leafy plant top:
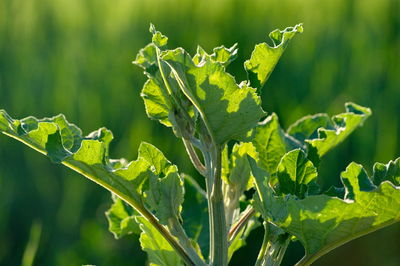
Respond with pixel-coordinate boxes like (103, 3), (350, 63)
(1, 24), (399, 266)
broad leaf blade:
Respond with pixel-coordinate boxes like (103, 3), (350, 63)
(163, 49), (265, 144)
(0, 110), (152, 211)
(244, 24), (303, 90)
(249, 156), (400, 265)
(0, 110), (205, 266)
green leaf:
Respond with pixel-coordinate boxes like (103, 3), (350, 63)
(0, 110), (204, 265)
(135, 27), (265, 144)
(276, 149), (318, 199)
(138, 142), (184, 226)
(162, 48), (265, 144)
(150, 24), (168, 48)
(340, 162), (376, 200)
(0, 109), (156, 208)
(228, 142), (257, 191)
(145, 171), (184, 226)
(106, 196), (140, 239)
(134, 42), (193, 136)
(373, 158), (400, 186)
(252, 113), (287, 174)
(0, 110), (206, 265)
(140, 78), (174, 127)
(136, 216), (183, 266)
(303, 103), (372, 163)
(134, 43), (159, 77)
(244, 24), (303, 90)
(287, 113), (333, 143)
(221, 144), (230, 183)
(139, 142), (173, 175)
(249, 156), (400, 265)
(193, 44), (238, 67)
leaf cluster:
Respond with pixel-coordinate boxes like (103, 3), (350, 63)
(1, 23), (399, 266)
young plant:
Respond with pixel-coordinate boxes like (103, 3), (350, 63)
(1, 24), (399, 266)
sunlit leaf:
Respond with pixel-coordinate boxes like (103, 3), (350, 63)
(252, 113), (287, 174)
(244, 24), (303, 90)
(293, 103), (372, 164)
(249, 156), (400, 265)
(136, 216), (183, 266)
(106, 196), (140, 239)
(163, 48), (265, 144)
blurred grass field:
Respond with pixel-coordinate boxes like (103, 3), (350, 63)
(0, 0), (399, 265)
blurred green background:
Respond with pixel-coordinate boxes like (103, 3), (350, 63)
(0, 0), (399, 265)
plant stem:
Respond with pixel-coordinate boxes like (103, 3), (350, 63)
(170, 219), (208, 266)
(209, 146), (228, 266)
(228, 207), (255, 243)
(183, 138), (206, 176)
(255, 223), (290, 266)
(255, 222), (270, 266)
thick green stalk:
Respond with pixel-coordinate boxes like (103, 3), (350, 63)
(255, 223), (290, 266)
(209, 146), (228, 266)
(255, 222), (270, 266)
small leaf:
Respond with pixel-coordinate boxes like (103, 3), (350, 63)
(136, 216), (183, 266)
(228, 142), (257, 190)
(287, 113), (333, 143)
(340, 162), (376, 200)
(150, 24), (168, 48)
(244, 24), (303, 90)
(305, 102), (371, 164)
(106, 196), (140, 239)
(133, 43), (159, 76)
(145, 171), (184, 226)
(140, 78), (173, 127)
(138, 142), (184, 226)
(193, 44), (238, 67)
(277, 149), (318, 199)
(252, 113), (287, 174)
(139, 142), (172, 175)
